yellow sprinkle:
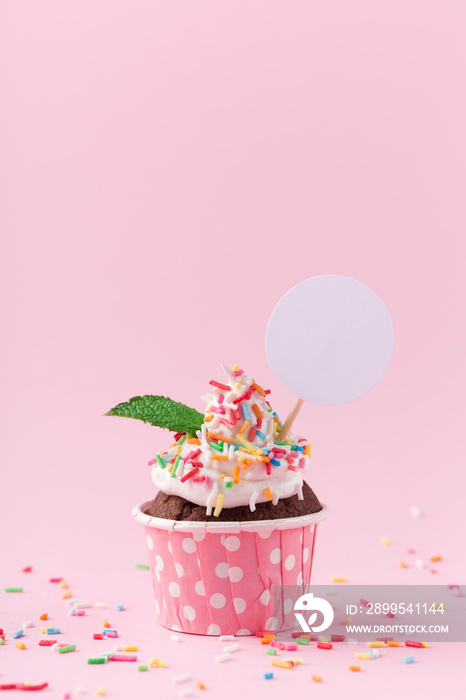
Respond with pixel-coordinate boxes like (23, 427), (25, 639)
(318, 635), (328, 643)
(60, 580), (68, 589)
(232, 364), (239, 371)
(349, 665), (361, 672)
(271, 660), (293, 669)
(345, 617), (352, 625)
(331, 577), (347, 583)
(61, 591), (72, 599)
(367, 642), (385, 648)
(96, 688), (104, 697)
(380, 538), (390, 546)
(400, 560), (407, 568)
(123, 645), (138, 651)
(16, 641), (26, 650)
(422, 642), (430, 648)
(235, 434), (256, 451)
(148, 657), (159, 667)
(168, 464), (173, 473)
(156, 659), (166, 667)
(213, 494), (224, 518)
(430, 555), (442, 562)
(312, 675), (322, 682)
(264, 487), (273, 501)
(40, 627), (46, 634)
(175, 446), (182, 455)
(239, 421), (249, 434)
(211, 455), (228, 461)
(254, 449), (263, 456)
(234, 466), (240, 484)
(355, 652), (371, 659)
(235, 383), (242, 390)
(197, 681), (205, 690)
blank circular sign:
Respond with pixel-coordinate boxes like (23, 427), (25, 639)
(265, 275), (394, 405)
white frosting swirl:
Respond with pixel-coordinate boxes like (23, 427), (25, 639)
(151, 365), (311, 514)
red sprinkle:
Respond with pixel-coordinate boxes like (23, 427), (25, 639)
(256, 418), (262, 430)
(331, 635), (346, 642)
(219, 418), (236, 430)
(386, 612), (395, 619)
(22, 566), (32, 573)
(277, 643), (286, 650)
(406, 641), (423, 648)
(49, 578), (63, 583)
(264, 389), (271, 395)
(16, 683), (49, 691)
(249, 426), (257, 441)
(93, 634), (104, 640)
(39, 640), (57, 646)
(192, 476), (205, 482)
(265, 462), (271, 476)
(173, 432), (186, 442)
(209, 380), (230, 391)
(360, 599), (370, 607)
(317, 642), (333, 650)
(180, 466), (200, 483)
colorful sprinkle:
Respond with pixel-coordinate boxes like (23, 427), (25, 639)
(213, 494), (224, 517)
(5, 587), (23, 593)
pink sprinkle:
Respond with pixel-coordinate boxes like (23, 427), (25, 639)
(269, 641), (277, 647)
(193, 475), (205, 483)
(298, 457), (305, 469)
(217, 394), (224, 405)
(106, 632), (118, 638)
(189, 461), (204, 468)
(286, 455), (295, 464)
(232, 370), (244, 376)
(185, 448), (201, 463)
(407, 548), (415, 554)
(288, 465), (298, 472)
(49, 578), (63, 583)
(203, 477), (211, 489)
(210, 406), (225, 415)
(236, 406), (241, 420)
(219, 418), (235, 429)
(227, 409), (237, 424)
(272, 449), (286, 457)
(109, 654), (137, 661)
(285, 643), (298, 651)
(75, 610), (85, 616)
(148, 457), (159, 466)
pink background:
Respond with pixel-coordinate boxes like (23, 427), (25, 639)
(1, 1), (465, 697)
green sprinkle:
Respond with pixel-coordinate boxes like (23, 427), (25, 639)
(266, 648), (277, 655)
(170, 455), (181, 478)
(0, 638), (5, 645)
(156, 454), (166, 469)
(274, 442), (287, 446)
(138, 665), (149, 671)
(210, 441), (223, 452)
(5, 587), (23, 593)
(267, 407), (273, 412)
(296, 637), (310, 645)
(58, 644), (77, 654)
(224, 481), (234, 488)
(88, 657), (106, 664)
(176, 435), (187, 446)
(135, 563), (150, 570)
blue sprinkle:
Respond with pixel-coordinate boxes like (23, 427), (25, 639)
(270, 458), (281, 466)
(103, 629), (117, 636)
(263, 672), (274, 680)
(402, 655), (415, 664)
(241, 404), (250, 420)
(256, 430), (266, 439)
(294, 445), (304, 452)
(116, 604), (125, 611)
(46, 628), (61, 634)
(262, 449), (270, 456)
(68, 608), (76, 616)
(12, 630), (24, 639)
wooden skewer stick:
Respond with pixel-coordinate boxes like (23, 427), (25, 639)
(277, 397), (304, 441)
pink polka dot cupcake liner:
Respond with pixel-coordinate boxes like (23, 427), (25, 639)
(133, 501), (329, 636)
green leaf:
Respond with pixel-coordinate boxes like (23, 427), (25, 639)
(105, 395), (204, 435)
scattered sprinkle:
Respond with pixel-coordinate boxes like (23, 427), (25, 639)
(403, 655), (415, 664)
(135, 563), (150, 570)
(5, 587), (23, 593)
(349, 665), (361, 672)
(172, 673), (192, 684)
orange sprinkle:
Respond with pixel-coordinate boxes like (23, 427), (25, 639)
(169, 442), (177, 449)
(234, 466), (240, 484)
(239, 421), (249, 434)
(60, 580), (68, 589)
(168, 464), (173, 473)
(260, 637), (271, 645)
(16, 642), (26, 650)
(187, 439), (201, 444)
(39, 613), (48, 621)
(312, 676), (322, 683)
(61, 591), (72, 599)
(252, 381), (265, 396)
(264, 487), (273, 501)
(400, 560), (407, 568)
(245, 459), (253, 465)
(197, 682), (205, 690)
(251, 404), (263, 419)
(207, 432), (233, 444)
(103, 619), (110, 628)
(430, 556), (442, 562)
(203, 415), (214, 422)
(387, 641), (401, 647)
(212, 455), (228, 461)
(349, 665), (361, 672)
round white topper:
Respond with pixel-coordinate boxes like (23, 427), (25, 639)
(265, 275), (394, 405)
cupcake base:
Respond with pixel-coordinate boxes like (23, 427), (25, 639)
(144, 481), (322, 522)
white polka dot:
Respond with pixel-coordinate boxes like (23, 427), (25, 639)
(210, 593), (226, 609)
(229, 566), (243, 583)
(260, 590), (271, 606)
(265, 616), (278, 631)
(233, 597), (246, 614)
(155, 554), (164, 570)
(183, 606), (196, 621)
(300, 531), (303, 543)
(193, 530), (206, 541)
(236, 628), (251, 636)
(270, 548), (281, 564)
(154, 568), (161, 582)
(296, 571), (303, 585)
(171, 624), (181, 631)
(257, 530), (272, 539)
(146, 534), (154, 551)
(225, 536), (241, 552)
(285, 554), (296, 571)
(167, 539), (173, 554)
(194, 580), (205, 596)
(215, 562), (229, 578)
(303, 548), (309, 564)
(175, 563), (184, 578)
(182, 538), (196, 553)
(163, 598), (168, 610)
(168, 582), (180, 598)
(284, 598), (294, 614)
(206, 623), (221, 635)
(154, 599), (160, 614)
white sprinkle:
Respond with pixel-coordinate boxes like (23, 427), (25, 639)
(68, 608), (76, 616)
(172, 673), (192, 684)
(114, 644), (124, 651)
(178, 691), (195, 699)
(410, 506), (421, 518)
(219, 635), (235, 642)
(94, 602), (106, 608)
(22, 621), (33, 629)
(171, 634), (181, 643)
(75, 602), (93, 609)
(371, 649), (380, 657)
(67, 598), (84, 605)
(75, 687), (86, 695)
(223, 643), (240, 653)
(415, 559), (424, 569)
(347, 638), (358, 644)
(215, 653), (232, 663)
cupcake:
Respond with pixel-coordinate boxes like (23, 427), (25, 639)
(107, 364), (329, 635)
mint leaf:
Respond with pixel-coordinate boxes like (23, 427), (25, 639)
(105, 395), (204, 435)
